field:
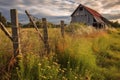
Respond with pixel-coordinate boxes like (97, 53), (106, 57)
(0, 23), (120, 80)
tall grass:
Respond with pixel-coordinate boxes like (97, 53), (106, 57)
(0, 24), (120, 80)
(11, 53), (60, 80)
(55, 35), (104, 79)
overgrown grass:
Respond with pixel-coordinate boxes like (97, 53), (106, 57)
(0, 23), (120, 80)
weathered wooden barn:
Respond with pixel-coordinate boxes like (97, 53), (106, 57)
(71, 4), (110, 28)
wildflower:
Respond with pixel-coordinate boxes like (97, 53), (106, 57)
(42, 76), (47, 79)
(16, 67), (19, 70)
(61, 69), (65, 73)
(47, 66), (51, 69)
(75, 76), (77, 79)
(53, 62), (58, 66)
(49, 76), (52, 79)
(41, 68), (45, 71)
(38, 63), (41, 66)
(70, 68), (72, 71)
(17, 54), (23, 59)
(67, 61), (70, 64)
(40, 75), (47, 79)
(62, 76), (67, 80)
(56, 69), (59, 72)
(63, 68), (67, 71)
(59, 68), (61, 71)
(44, 57), (48, 60)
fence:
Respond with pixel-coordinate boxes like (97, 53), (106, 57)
(0, 9), (65, 58)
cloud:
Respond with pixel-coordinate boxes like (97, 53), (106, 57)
(0, 0), (120, 24)
(102, 0), (120, 9)
(102, 13), (120, 20)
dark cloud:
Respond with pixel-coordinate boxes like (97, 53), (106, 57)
(46, 16), (70, 24)
(102, 0), (120, 9)
(102, 13), (120, 20)
(84, 1), (97, 6)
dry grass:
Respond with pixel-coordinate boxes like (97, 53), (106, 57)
(0, 25), (120, 80)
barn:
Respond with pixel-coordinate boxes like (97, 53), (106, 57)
(71, 4), (110, 28)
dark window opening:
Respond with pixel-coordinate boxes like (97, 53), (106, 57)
(93, 18), (96, 22)
(79, 7), (83, 11)
(93, 23), (103, 29)
(93, 23), (98, 28)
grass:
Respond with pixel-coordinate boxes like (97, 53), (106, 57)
(0, 24), (120, 80)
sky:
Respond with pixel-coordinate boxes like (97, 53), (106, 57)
(0, 0), (120, 24)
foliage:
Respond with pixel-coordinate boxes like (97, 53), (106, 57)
(110, 21), (120, 28)
(0, 14), (14, 27)
(10, 53), (60, 80)
(0, 14), (7, 26)
(55, 36), (106, 80)
(92, 29), (120, 79)
(0, 24), (120, 80)
(23, 21), (55, 28)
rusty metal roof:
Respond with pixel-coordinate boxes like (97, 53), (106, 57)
(84, 5), (102, 17)
(71, 4), (108, 23)
(71, 4), (101, 17)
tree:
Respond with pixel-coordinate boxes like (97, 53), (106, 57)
(0, 14), (7, 26)
(111, 21), (120, 28)
(6, 22), (12, 27)
(36, 21), (42, 28)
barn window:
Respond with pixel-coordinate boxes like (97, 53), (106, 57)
(79, 7), (83, 11)
(93, 18), (96, 22)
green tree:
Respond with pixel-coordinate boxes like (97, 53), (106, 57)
(36, 21), (42, 28)
(111, 21), (120, 28)
(6, 22), (12, 27)
(0, 14), (7, 26)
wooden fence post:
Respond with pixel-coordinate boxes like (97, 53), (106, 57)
(10, 9), (21, 57)
(61, 20), (64, 38)
(42, 18), (50, 54)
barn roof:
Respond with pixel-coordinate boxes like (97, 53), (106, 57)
(71, 4), (109, 23)
(84, 5), (102, 18)
(71, 4), (101, 17)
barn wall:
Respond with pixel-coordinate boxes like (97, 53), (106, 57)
(85, 10), (94, 25)
(71, 6), (94, 26)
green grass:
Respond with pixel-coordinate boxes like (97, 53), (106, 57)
(0, 24), (120, 80)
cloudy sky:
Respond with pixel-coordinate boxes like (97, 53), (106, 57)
(0, 0), (120, 24)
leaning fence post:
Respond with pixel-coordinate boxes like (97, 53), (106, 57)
(42, 18), (50, 54)
(61, 20), (64, 38)
(25, 10), (44, 42)
(10, 9), (21, 57)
